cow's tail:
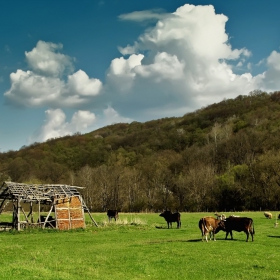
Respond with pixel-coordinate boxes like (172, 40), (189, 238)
(199, 218), (205, 235)
(249, 219), (255, 235)
(202, 218), (208, 232)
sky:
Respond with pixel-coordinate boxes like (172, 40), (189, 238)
(1, 0), (280, 152)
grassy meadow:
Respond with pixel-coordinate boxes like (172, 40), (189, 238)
(0, 211), (279, 279)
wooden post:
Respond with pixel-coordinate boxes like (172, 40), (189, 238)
(17, 199), (20, 231)
(43, 204), (54, 229)
(12, 200), (17, 229)
(68, 199), (71, 230)
(27, 202), (34, 223)
(38, 200), (41, 227)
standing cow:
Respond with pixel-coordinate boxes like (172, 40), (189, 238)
(217, 216), (255, 242)
(107, 209), (119, 222)
(199, 216), (223, 242)
(159, 210), (181, 229)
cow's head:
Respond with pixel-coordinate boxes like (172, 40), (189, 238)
(215, 220), (226, 233)
(159, 210), (171, 217)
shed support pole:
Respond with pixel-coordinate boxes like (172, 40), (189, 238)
(38, 200), (41, 227)
(27, 202), (34, 223)
(43, 204), (54, 229)
(17, 199), (20, 231)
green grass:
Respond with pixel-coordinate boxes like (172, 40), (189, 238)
(0, 212), (280, 279)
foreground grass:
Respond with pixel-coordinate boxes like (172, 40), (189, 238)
(0, 212), (279, 279)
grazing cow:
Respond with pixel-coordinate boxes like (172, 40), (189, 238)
(278, 214), (280, 220)
(217, 216), (255, 242)
(199, 217), (223, 242)
(264, 212), (272, 219)
(107, 209), (118, 222)
(159, 210), (181, 229)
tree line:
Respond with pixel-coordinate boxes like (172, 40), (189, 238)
(1, 90), (280, 212)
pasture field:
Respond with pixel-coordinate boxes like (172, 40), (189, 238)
(0, 212), (279, 279)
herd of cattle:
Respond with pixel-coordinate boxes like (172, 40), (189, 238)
(106, 209), (278, 242)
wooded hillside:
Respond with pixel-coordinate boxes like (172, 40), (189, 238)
(1, 90), (280, 212)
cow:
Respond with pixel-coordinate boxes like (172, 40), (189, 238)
(214, 212), (226, 220)
(159, 210), (181, 229)
(107, 209), (118, 222)
(199, 216), (223, 242)
(217, 216), (255, 242)
(264, 212), (272, 219)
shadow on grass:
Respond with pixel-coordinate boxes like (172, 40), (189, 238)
(186, 238), (236, 242)
(267, 235), (280, 238)
(147, 237), (246, 244)
(146, 239), (190, 244)
(155, 226), (182, 229)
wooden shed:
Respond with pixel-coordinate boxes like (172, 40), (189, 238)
(0, 181), (97, 230)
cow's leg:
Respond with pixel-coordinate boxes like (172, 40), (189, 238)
(212, 231), (216, 241)
(205, 232), (209, 242)
(225, 231), (229, 240)
(245, 229), (250, 242)
(209, 230), (216, 241)
(201, 228), (205, 241)
(226, 231), (233, 240)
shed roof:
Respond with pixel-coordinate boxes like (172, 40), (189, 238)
(0, 181), (84, 203)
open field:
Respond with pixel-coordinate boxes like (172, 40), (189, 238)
(0, 212), (279, 279)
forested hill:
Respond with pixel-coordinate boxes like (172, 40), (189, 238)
(1, 90), (280, 212)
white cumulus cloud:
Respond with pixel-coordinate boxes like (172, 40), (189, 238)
(4, 41), (103, 108)
(29, 107), (132, 144)
(29, 109), (96, 143)
(25, 41), (73, 77)
(68, 70), (102, 96)
(105, 4), (257, 119)
(254, 50), (280, 92)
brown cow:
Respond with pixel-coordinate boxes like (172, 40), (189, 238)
(198, 216), (222, 242)
(217, 216), (255, 242)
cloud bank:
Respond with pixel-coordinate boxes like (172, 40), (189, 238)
(4, 4), (280, 145)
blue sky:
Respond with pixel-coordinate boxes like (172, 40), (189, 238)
(1, 0), (280, 152)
